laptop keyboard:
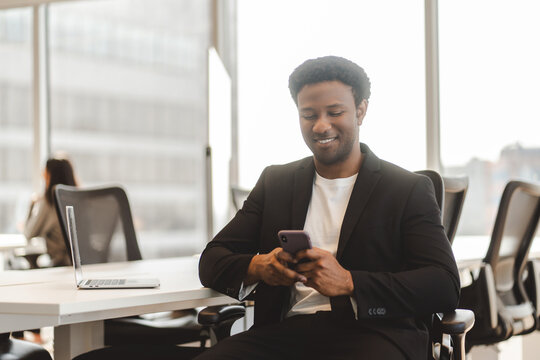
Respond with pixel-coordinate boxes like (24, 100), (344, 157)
(84, 279), (127, 286)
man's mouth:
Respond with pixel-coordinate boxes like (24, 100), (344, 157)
(315, 137), (337, 144)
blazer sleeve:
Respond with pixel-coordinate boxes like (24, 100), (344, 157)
(24, 199), (47, 240)
(199, 167), (268, 299)
(350, 175), (460, 318)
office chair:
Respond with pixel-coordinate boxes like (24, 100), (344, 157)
(230, 186), (250, 212)
(442, 176), (469, 245)
(414, 171), (469, 243)
(414, 170), (475, 360)
(415, 170), (444, 210)
(0, 333), (52, 360)
(54, 185), (245, 357)
(458, 180), (540, 350)
(523, 252), (540, 330)
(523, 259), (540, 330)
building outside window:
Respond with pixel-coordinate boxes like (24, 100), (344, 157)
(0, 8), (33, 234)
(439, 0), (540, 237)
(48, 0), (211, 258)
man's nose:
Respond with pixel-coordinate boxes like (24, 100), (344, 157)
(312, 116), (331, 134)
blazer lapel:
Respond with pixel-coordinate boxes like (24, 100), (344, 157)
(291, 158), (315, 230)
(336, 144), (382, 259)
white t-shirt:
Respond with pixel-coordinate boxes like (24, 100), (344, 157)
(286, 172), (357, 317)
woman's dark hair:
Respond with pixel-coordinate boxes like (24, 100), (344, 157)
(288, 56), (371, 107)
(44, 158), (77, 204)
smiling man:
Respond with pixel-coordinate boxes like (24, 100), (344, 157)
(197, 56), (460, 359)
(298, 79), (365, 179)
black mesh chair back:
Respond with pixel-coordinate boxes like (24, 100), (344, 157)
(415, 170), (444, 210)
(442, 177), (468, 244)
(231, 186), (251, 211)
(484, 181), (540, 334)
(484, 181), (540, 291)
(54, 185), (142, 264)
(415, 171), (469, 244)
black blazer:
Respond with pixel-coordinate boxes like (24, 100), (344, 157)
(199, 143), (460, 359)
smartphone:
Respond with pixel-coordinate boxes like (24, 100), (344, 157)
(278, 230), (312, 255)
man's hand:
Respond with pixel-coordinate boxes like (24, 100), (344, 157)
(244, 248), (307, 286)
(295, 248), (354, 297)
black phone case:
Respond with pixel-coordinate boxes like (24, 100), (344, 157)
(278, 230), (312, 254)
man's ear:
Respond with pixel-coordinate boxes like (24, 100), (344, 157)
(356, 99), (368, 125)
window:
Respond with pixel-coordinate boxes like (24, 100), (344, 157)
(439, 0), (540, 236)
(48, 0), (211, 257)
(237, 0), (426, 187)
(0, 8), (33, 233)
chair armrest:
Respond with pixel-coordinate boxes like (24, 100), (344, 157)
(440, 309), (475, 335)
(524, 259), (540, 312)
(198, 305), (246, 326)
(460, 262), (498, 330)
(198, 304), (246, 346)
(435, 310), (475, 360)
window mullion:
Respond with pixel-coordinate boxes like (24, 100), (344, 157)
(31, 4), (49, 192)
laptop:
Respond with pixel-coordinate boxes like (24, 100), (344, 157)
(65, 205), (160, 289)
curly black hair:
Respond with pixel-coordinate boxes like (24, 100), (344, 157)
(288, 56), (371, 107)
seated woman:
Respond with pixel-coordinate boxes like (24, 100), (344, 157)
(24, 156), (78, 267)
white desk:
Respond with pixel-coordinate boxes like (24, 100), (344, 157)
(453, 235), (540, 265)
(0, 234), (27, 250)
(0, 233), (27, 270)
(0, 257), (236, 360)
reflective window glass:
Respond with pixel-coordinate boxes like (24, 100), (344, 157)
(0, 8), (33, 234)
(439, 0), (540, 236)
(49, 0), (211, 257)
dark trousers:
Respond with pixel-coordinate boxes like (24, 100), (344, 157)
(194, 312), (408, 360)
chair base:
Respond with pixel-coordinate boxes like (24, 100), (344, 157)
(104, 310), (206, 346)
(0, 338), (52, 360)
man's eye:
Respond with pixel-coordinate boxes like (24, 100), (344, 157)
(302, 114), (317, 120)
(329, 111), (344, 117)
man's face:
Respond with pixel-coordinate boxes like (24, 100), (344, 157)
(297, 80), (366, 167)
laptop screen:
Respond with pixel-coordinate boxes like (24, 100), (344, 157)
(66, 205), (84, 285)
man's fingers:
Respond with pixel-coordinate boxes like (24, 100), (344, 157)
(260, 248), (308, 286)
(274, 260), (300, 278)
(268, 260), (306, 285)
(295, 248), (321, 261)
(275, 249), (295, 263)
(295, 261), (315, 274)
(281, 266), (307, 283)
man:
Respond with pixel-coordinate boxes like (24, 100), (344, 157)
(197, 56), (460, 359)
